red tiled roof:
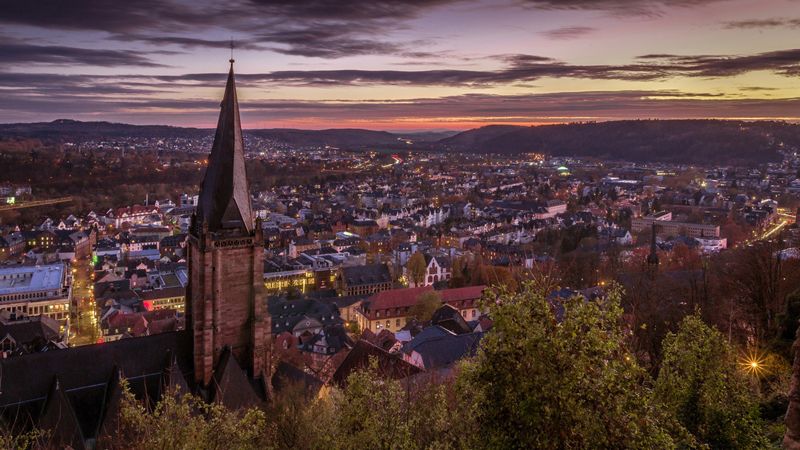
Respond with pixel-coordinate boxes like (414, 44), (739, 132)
(439, 285), (486, 303)
(367, 286), (433, 310)
(361, 285), (487, 320)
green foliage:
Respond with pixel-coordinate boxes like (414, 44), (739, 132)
(407, 251), (427, 286)
(655, 314), (770, 449)
(458, 282), (687, 449)
(64, 285), (781, 449)
(323, 359), (469, 450)
(0, 425), (43, 450)
(410, 291), (442, 322)
(111, 382), (272, 450)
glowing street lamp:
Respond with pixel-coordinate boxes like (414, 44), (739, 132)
(739, 350), (768, 378)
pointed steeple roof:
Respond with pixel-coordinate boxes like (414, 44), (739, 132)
(209, 346), (261, 410)
(196, 60), (254, 233)
(39, 376), (86, 450)
(647, 223), (659, 266)
(95, 367), (124, 445)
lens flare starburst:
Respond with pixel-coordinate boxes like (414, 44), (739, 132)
(739, 350), (768, 378)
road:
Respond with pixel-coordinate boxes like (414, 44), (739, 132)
(69, 256), (100, 346)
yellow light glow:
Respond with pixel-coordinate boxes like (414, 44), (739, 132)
(739, 350), (768, 378)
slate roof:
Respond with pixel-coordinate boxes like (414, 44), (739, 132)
(340, 263), (391, 287)
(268, 297), (342, 335)
(0, 330), (194, 442)
(404, 329), (484, 370)
(195, 61), (254, 233)
(39, 377), (86, 450)
(430, 304), (473, 335)
(331, 339), (422, 387)
(209, 346), (262, 410)
(0, 315), (61, 350)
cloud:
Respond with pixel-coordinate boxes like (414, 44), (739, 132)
(3, 44), (800, 96)
(540, 26), (595, 39)
(2, 89), (799, 128)
(636, 49), (800, 77)
(0, 0), (452, 60)
(0, 0), (236, 33)
(0, 36), (166, 67)
(519, 0), (728, 16)
(723, 18), (800, 29)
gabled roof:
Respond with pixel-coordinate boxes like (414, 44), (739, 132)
(439, 285), (486, 303)
(95, 367), (124, 445)
(341, 263), (391, 286)
(405, 331), (484, 370)
(209, 347), (262, 410)
(162, 351), (190, 395)
(0, 330), (194, 440)
(195, 61), (254, 233)
(364, 286), (433, 311)
(39, 377), (86, 450)
(431, 304), (473, 335)
(331, 339), (422, 387)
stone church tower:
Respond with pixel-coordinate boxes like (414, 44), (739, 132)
(187, 59), (269, 386)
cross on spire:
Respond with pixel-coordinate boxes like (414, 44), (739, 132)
(229, 38), (235, 65)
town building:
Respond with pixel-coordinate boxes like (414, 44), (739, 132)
(336, 263), (392, 296)
(631, 211), (720, 238)
(356, 285), (486, 333)
(0, 263), (71, 331)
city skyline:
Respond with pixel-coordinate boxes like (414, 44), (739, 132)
(2, 0), (800, 130)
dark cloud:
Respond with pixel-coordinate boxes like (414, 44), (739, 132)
(0, 0), (451, 59)
(256, 25), (407, 58)
(738, 86), (778, 92)
(637, 49), (800, 77)
(111, 34), (267, 51)
(2, 89), (799, 127)
(723, 18), (800, 29)
(243, 0), (455, 21)
(540, 26), (595, 39)
(0, 36), (165, 67)
(519, 0), (728, 16)
(3, 45), (799, 95)
(0, 0), (240, 33)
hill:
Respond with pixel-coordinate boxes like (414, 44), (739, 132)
(0, 120), (403, 150)
(2, 119), (799, 164)
(439, 120), (800, 164)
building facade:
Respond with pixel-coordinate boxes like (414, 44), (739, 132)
(0, 263), (71, 332)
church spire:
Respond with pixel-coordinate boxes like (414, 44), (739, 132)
(195, 60), (254, 233)
(647, 223), (659, 267)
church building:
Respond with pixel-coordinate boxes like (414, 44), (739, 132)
(0, 60), (274, 449)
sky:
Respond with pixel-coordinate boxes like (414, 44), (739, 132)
(1, 0), (800, 131)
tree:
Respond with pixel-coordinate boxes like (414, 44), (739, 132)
(322, 359), (469, 450)
(449, 256), (468, 288)
(458, 282), (686, 448)
(406, 252), (427, 287)
(111, 382), (270, 450)
(409, 291), (442, 322)
(655, 314), (769, 449)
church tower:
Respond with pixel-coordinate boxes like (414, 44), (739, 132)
(187, 59), (269, 386)
(647, 223), (660, 268)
